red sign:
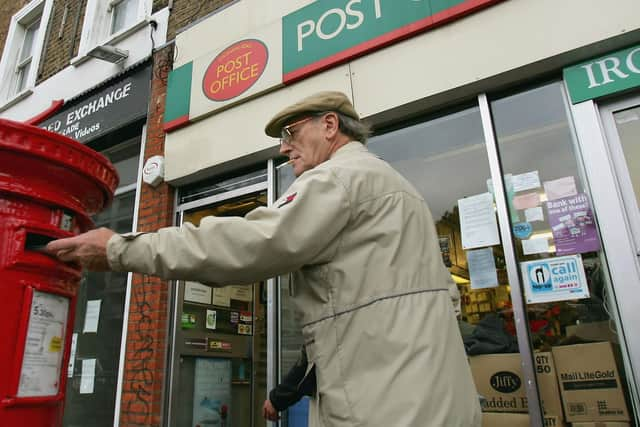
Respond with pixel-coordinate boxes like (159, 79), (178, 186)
(202, 39), (268, 101)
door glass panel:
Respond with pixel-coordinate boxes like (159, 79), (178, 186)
(275, 163), (308, 426)
(173, 192), (268, 427)
(491, 81), (635, 423)
(368, 108), (525, 417)
(613, 105), (640, 248)
(63, 192), (134, 427)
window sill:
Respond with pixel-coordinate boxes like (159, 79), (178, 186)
(71, 18), (150, 67)
(0, 88), (33, 114)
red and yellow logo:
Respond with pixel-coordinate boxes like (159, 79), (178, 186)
(202, 39), (268, 101)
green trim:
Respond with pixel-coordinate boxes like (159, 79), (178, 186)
(164, 62), (193, 124)
(564, 44), (640, 104)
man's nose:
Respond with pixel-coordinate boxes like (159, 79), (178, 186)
(279, 143), (291, 155)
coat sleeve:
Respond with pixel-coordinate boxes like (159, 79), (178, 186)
(107, 167), (351, 284)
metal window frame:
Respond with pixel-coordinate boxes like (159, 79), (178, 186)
(478, 93), (545, 426)
(569, 96), (640, 418)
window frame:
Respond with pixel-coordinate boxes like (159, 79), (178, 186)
(0, 0), (53, 107)
(76, 0), (150, 62)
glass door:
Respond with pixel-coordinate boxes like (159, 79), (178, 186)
(489, 82), (638, 425)
(168, 167), (271, 427)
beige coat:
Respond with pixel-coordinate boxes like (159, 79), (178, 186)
(108, 142), (481, 426)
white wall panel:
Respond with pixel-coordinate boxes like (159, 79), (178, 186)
(350, 0), (640, 118)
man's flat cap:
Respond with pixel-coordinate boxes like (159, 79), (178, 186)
(264, 91), (359, 138)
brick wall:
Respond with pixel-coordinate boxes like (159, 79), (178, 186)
(118, 44), (174, 427)
(37, 0), (86, 84)
(152, 0), (169, 14)
(167, 0), (236, 41)
(0, 0), (31, 60)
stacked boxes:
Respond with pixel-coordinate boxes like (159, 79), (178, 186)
(471, 342), (630, 427)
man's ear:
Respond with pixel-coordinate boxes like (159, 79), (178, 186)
(324, 112), (339, 138)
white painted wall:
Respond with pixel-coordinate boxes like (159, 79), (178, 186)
(0, 8), (169, 122)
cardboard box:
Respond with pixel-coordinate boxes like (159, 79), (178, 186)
(552, 342), (629, 422)
(481, 413), (565, 427)
(470, 352), (564, 419)
(571, 423), (630, 427)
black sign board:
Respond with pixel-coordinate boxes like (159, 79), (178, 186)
(40, 64), (151, 143)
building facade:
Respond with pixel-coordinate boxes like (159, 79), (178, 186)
(2, 0), (640, 426)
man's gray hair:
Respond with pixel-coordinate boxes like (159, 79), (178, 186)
(314, 111), (372, 144)
(337, 112), (372, 144)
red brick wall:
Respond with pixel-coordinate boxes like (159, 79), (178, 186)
(37, 0), (87, 83)
(167, 0), (236, 40)
(118, 44), (175, 427)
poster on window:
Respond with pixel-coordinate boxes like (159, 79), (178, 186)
(546, 193), (601, 255)
(193, 358), (231, 427)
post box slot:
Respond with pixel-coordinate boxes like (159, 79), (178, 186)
(24, 233), (56, 252)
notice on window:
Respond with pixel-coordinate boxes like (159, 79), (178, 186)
(17, 291), (69, 397)
(68, 333), (78, 378)
(543, 176), (578, 201)
(193, 358), (232, 427)
(458, 193), (500, 249)
(79, 358), (96, 394)
(521, 255), (589, 304)
(522, 237), (550, 255)
(185, 281), (212, 304)
(512, 171), (541, 193)
(229, 285), (252, 302)
(83, 300), (101, 333)
(546, 193), (601, 255)
(513, 192), (540, 210)
(466, 248), (499, 289)
(212, 287), (231, 307)
(524, 206), (545, 223)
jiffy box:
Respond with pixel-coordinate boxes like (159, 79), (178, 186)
(481, 413), (565, 427)
(552, 342), (629, 422)
(470, 352), (563, 418)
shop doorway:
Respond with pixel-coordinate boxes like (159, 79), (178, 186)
(167, 176), (271, 427)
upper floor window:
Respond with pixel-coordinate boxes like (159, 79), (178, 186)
(110, 0), (140, 35)
(0, 0), (52, 105)
(78, 0), (150, 59)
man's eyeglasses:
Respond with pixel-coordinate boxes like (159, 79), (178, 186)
(280, 117), (314, 146)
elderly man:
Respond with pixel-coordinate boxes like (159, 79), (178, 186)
(47, 91), (481, 426)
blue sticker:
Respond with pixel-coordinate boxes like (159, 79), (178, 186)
(513, 222), (533, 239)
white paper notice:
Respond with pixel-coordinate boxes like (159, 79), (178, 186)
(17, 291), (69, 397)
(525, 207), (545, 222)
(543, 176), (578, 201)
(80, 359), (96, 394)
(522, 238), (550, 255)
(512, 171), (541, 192)
(467, 248), (499, 289)
(184, 281), (212, 304)
(458, 193), (500, 249)
(68, 333), (78, 378)
(212, 287), (231, 307)
(229, 285), (252, 302)
(83, 300), (101, 333)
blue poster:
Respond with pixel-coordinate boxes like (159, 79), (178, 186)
(520, 255), (590, 304)
(193, 358), (231, 427)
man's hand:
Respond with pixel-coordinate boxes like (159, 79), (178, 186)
(45, 227), (116, 271)
(262, 399), (280, 421)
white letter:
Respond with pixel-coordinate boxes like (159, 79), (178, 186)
(297, 20), (315, 52)
(626, 47), (640, 74)
(346, 0), (364, 30)
(374, 0), (382, 19)
(596, 57), (629, 84)
(317, 8), (346, 40)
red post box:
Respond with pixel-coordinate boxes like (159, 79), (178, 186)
(0, 119), (118, 427)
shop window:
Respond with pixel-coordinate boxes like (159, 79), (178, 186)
(76, 0), (150, 60)
(0, 0), (53, 106)
(62, 139), (140, 427)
